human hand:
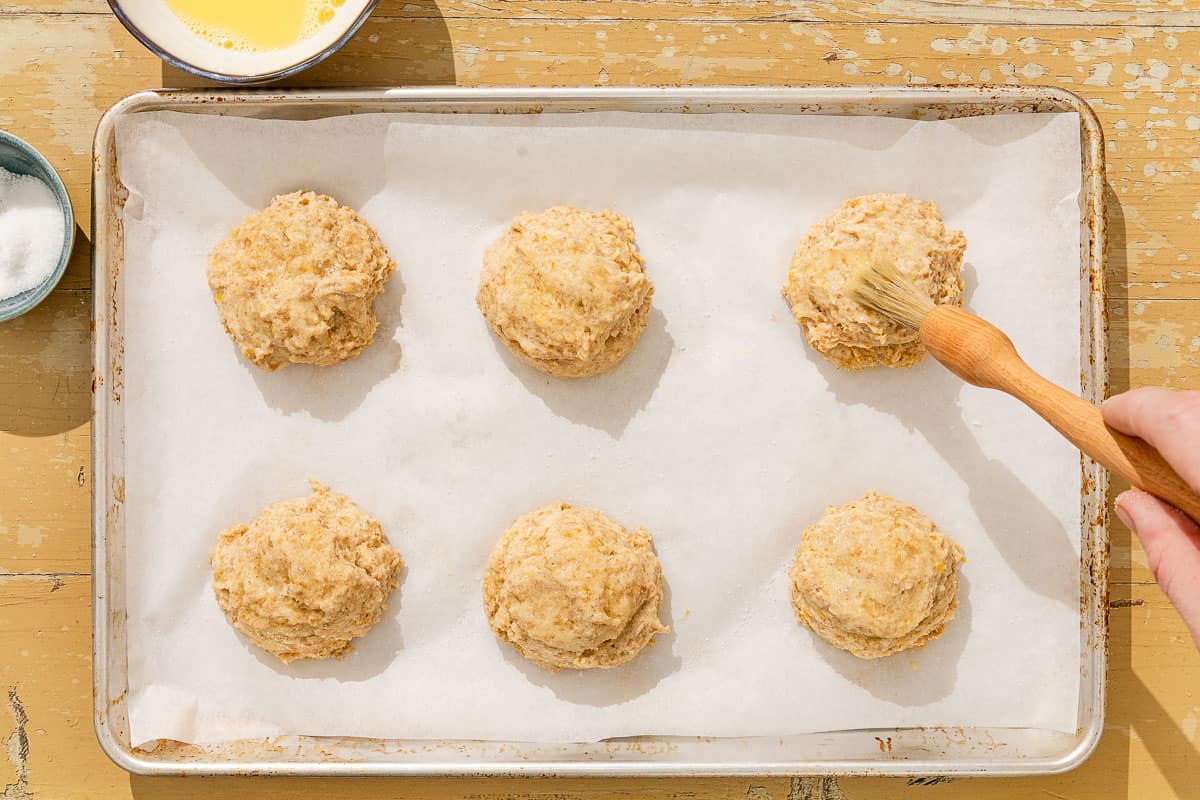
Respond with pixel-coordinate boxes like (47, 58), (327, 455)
(1102, 386), (1200, 649)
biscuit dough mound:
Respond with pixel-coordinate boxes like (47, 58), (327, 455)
(483, 502), (668, 671)
(781, 193), (965, 370)
(207, 191), (396, 371)
(210, 479), (404, 663)
(789, 491), (965, 659)
(476, 206), (654, 378)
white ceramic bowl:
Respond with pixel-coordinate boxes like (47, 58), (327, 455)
(108, 0), (379, 84)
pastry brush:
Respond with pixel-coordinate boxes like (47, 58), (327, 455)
(849, 258), (1200, 524)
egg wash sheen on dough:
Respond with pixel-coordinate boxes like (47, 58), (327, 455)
(164, 0), (347, 52)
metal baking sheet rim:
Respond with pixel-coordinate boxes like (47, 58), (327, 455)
(90, 85), (1109, 778)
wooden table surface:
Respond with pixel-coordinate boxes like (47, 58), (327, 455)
(3, 1), (1200, 798)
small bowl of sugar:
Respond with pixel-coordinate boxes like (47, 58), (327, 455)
(0, 130), (75, 323)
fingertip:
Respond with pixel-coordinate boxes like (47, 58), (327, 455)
(1112, 489), (1200, 634)
(1118, 487), (1165, 514)
(1103, 386), (1168, 411)
(1111, 386), (1169, 400)
(1101, 391), (1200, 487)
(1112, 488), (1169, 533)
(1113, 490), (1138, 530)
(1101, 386), (1151, 417)
(1117, 488), (1200, 543)
(1115, 487), (1146, 507)
(1099, 389), (1137, 431)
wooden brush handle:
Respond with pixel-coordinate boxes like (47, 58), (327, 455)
(920, 305), (1200, 524)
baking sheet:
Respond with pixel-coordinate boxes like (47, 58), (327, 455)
(115, 108), (1083, 748)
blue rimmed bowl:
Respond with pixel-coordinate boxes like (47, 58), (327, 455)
(107, 0), (380, 85)
(0, 130), (75, 323)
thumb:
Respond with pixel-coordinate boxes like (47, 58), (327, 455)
(1116, 489), (1200, 649)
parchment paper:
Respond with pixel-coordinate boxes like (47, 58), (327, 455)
(116, 108), (1083, 747)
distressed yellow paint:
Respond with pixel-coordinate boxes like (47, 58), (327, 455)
(1, 0), (1199, 798)
(0, 579), (1192, 799)
(0, 578), (123, 798)
(12, 1), (1200, 25)
(848, 584), (1200, 800)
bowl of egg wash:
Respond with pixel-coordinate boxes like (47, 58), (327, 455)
(109, 0), (380, 84)
(0, 130), (74, 324)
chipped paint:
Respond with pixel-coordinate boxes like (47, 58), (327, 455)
(458, 43), (480, 67)
(13, 528), (40, 548)
(1182, 707), (1199, 743)
(788, 777), (845, 800)
(874, 1), (1200, 26)
(4, 2), (1200, 793)
(2, 689), (29, 800)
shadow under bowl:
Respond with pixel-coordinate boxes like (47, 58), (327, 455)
(0, 129), (75, 323)
(106, 0), (380, 85)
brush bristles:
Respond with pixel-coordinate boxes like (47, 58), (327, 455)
(848, 258), (936, 330)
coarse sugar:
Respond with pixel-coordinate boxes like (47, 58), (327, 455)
(0, 165), (65, 302)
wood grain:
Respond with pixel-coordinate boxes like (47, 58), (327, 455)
(6, 1), (1200, 24)
(4, 578), (1195, 799)
(918, 304), (1200, 522)
(0, 0), (1198, 797)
